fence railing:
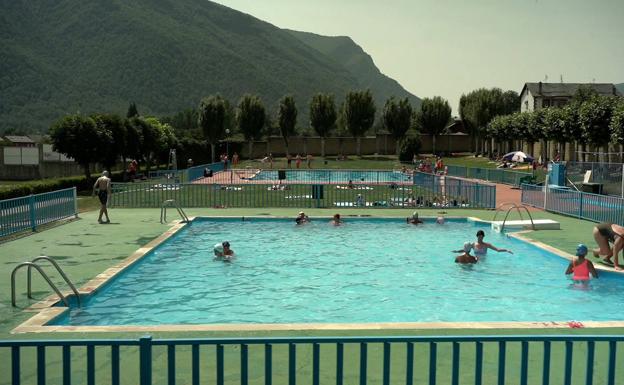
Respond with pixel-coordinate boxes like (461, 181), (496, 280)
(0, 187), (77, 238)
(521, 184), (624, 224)
(0, 335), (621, 385)
(111, 178), (496, 209)
(566, 161), (624, 197)
(446, 165), (532, 186)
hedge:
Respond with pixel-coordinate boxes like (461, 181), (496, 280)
(0, 171), (124, 201)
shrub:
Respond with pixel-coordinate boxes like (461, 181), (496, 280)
(398, 135), (422, 162)
(0, 171), (124, 200)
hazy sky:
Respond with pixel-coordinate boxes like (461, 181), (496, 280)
(212, 0), (623, 113)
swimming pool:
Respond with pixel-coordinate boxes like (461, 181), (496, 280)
(250, 170), (412, 183)
(50, 217), (624, 326)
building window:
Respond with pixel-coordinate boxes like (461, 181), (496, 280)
(524, 100), (529, 110)
(543, 99), (551, 107)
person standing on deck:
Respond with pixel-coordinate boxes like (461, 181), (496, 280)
(93, 171), (112, 223)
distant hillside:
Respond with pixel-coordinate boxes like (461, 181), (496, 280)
(286, 30), (421, 109)
(0, 0), (420, 134)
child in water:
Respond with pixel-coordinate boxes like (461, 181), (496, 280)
(453, 242), (478, 264)
(565, 244), (598, 281)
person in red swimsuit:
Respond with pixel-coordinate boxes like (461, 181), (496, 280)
(565, 244), (598, 281)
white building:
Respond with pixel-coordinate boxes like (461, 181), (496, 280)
(519, 82), (620, 112)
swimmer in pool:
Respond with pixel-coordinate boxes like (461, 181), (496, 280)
(469, 230), (513, 259)
(214, 241), (235, 261)
(565, 244), (598, 281)
(407, 211), (423, 225)
(454, 242), (478, 264)
(331, 213), (342, 226)
(295, 211), (310, 225)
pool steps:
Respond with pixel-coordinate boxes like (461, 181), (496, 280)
(492, 219), (560, 232)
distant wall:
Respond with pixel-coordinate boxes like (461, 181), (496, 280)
(240, 134), (472, 158)
(0, 145), (88, 180)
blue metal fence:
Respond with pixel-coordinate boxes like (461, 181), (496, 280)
(446, 165), (532, 186)
(521, 184), (624, 224)
(111, 177), (496, 209)
(0, 187), (77, 238)
(0, 335), (621, 385)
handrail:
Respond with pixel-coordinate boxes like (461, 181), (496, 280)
(160, 199), (189, 224)
(492, 202), (535, 232)
(27, 256), (81, 306)
(11, 262), (68, 307)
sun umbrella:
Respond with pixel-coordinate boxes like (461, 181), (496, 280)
(502, 151), (534, 163)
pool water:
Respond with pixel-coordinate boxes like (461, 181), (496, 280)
(52, 218), (624, 326)
(251, 170), (411, 183)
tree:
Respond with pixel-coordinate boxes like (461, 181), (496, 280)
(459, 88), (519, 154)
(91, 114), (127, 171)
(49, 115), (106, 179)
(610, 100), (624, 146)
(278, 95), (297, 155)
(413, 96), (451, 155)
(198, 95), (227, 163)
(382, 97), (412, 156)
(125, 116), (160, 173)
(579, 96), (618, 161)
(309, 93), (337, 157)
(237, 94), (265, 158)
(343, 90), (376, 156)
(145, 117), (178, 169)
(127, 102), (139, 118)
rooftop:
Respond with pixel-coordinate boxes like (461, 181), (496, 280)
(522, 82), (620, 98)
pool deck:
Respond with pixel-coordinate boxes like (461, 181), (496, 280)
(1, 206), (622, 340)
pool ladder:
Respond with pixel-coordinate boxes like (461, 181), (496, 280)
(160, 199), (189, 224)
(492, 202), (535, 233)
(11, 256), (81, 307)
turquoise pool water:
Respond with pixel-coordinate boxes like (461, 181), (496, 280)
(251, 170), (411, 183)
(51, 218), (624, 325)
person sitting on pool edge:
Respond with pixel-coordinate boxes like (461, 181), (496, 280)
(592, 222), (624, 269)
(453, 242), (478, 264)
(407, 211), (423, 225)
(565, 244), (598, 282)
(213, 241), (235, 261)
(331, 213), (342, 226)
(468, 230), (513, 258)
(295, 211), (310, 225)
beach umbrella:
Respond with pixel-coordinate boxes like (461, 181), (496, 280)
(502, 151), (534, 163)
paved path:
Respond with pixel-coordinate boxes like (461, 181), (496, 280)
(495, 183), (541, 211)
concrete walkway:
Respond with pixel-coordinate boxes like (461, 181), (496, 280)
(496, 183), (541, 211)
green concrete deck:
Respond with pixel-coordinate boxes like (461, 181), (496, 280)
(1, 208), (623, 384)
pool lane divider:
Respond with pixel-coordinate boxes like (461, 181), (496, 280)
(12, 216), (624, 334)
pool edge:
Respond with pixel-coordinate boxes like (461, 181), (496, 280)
(13, 216), (624, 334)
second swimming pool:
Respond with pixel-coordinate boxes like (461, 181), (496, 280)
(51, 218), (624, 326)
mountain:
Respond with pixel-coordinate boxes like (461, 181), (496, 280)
(286, 30), (421, 109)
(0, 0), (420, 134)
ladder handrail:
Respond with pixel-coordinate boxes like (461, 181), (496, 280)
(11, 262), (68, 307)
(27, 256), (81, 306)
(492, 202), (535, 233)
(160, 199), (189, 223)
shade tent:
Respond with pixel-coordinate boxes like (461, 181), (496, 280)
(502, 151), (534, 163)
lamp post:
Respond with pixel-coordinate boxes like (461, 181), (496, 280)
(225, 129), (230, 158)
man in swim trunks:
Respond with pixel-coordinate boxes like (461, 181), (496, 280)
(295, 211), (310, 225)
(565, 244), (598, 281)
(592, 222), (624, 269)
(93, 171), (112, 223)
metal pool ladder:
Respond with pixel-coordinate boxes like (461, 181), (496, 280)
(492, 202), (535, 233)
(11, 256), (81, 307)
(160, 199), (189, 224)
